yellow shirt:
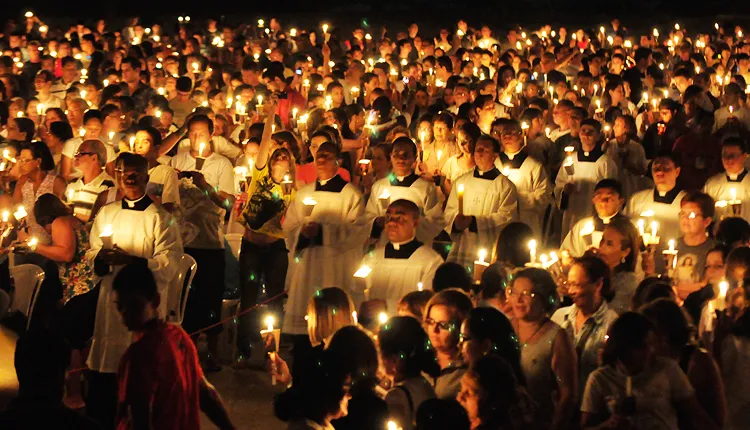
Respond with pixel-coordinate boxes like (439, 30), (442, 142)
(240, 166), (295, 239)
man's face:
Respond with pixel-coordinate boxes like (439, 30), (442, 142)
(62, 62), (79, 83)
(477, 100), (495, 123)
(673, 76), (690, 94)
(390, 144), (417, 176)
(568, 112), (584, 132)
(679, 202), (711, 236)
(83, 119), (102, 140)
(593, 188), (622, 217)
(385, 205), (418, 243)
(501, 127), (523, 152)
(480, 83), (497, 100)
(652, 158), (679, 189)
(74, 142), (98, 169)
(116, 164), (148, 195)
(315, 147), (338, 179)
(453, 86), (470, 106)
(67, 104), (85, 127)
(552, 106), (569, 127)
(722, 145), (747, 174)
(659, 108), (674, 124)
(134, 130), (155, 156)
(188, 121), (212, 153)
(121, 62), (140, 84)
(114, 289), (152, 331)
(474, 140), (497, 170)
(34, 76), (51, 93)
(579, 125), (599, 149)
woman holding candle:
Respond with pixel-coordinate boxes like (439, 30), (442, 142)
(131, 126), (181, 213)
(42, 121), (74, 173)
(360, 143), (391, 202)
(441, 121), (478, 196)
(420, 113), (455, 180)
(507, 268), (577, 430)
(13, 141), (67, 244)
(582, 312), (720, 430)
(423, 288), (474, 400)
(641, 299), (727, 428)
(595, 217), (640, 314)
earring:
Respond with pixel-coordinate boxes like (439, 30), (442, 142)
(621, 257), (626, 263)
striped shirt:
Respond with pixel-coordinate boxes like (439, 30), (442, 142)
(66, 171), (115, 222)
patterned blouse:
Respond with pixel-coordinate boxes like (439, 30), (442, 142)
(240, 165), (295, 239)
(59, 223), (95, 303)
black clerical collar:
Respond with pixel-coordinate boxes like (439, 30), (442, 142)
(593, 212), (624, 231)
(473, 167), (501, 180)
(727, 170), (749, 183)
(577, 146), (604, 162)
(121, 194), (153, 211)
(653, 186), (681, 204)
(499, 148), (528, 169)
(385, 238), (423, 259)
(389, 172), (419, 187)
(315, 174), (347, 192)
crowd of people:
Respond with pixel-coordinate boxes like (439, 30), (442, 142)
(0, 10), (750, 430)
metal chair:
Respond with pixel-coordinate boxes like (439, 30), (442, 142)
(167, 254), (197, 325)
(9, 264), (45, 330)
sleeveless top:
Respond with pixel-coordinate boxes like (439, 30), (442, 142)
(520, 322), (563, 428)
(21, 173), (57, 244)
(59, 223), (95, 303)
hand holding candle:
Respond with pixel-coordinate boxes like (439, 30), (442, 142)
(260, 315), (281, 386)
(457, 184), (465, 215)
(473, 248), (490, 283)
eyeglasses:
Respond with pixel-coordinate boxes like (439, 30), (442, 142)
(16, 158), (35, 165)
(505, 289), (537, 300)
(458, 333), (473, 344)
(424, 319), (456, 332)
(564, 281), (593, 291)
(678, 211), (702, 219)
(74, 151), (95, 158)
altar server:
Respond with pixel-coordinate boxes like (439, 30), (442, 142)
(445, 134), (519, 269)
(703, 137), (750, 221)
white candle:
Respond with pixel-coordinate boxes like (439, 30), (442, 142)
(1, 211), (8, 223)
(378, 188), (391, 211)
(13, 206), (27, 221)
(417, 282), (423, 291)
(100, 224), (114, 249)
(353, 265), (372, 278)
(129, 136), (135, 152)
(457, 184), (465, 214)
(731, 188), (737, 202)
(626, 376), (632, 397)
(198, 142), (206, 158)
(378, 312), (388, 324)
(473, 248), (490, 282)
(528, 239), (537, 264)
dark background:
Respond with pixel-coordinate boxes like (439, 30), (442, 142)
(3, 1), (750, 36)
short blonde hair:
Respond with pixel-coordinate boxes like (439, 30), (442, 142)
(307, 287), (356, 347)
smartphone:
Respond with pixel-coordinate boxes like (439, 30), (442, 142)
(295, 68), (302, 75)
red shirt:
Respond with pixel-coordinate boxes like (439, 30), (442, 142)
(277, 88), (307, 128)
(296, 163), (351, 185)
(116, 321), (203, 430)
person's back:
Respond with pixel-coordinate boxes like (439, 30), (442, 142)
(116, 320), (202, 430)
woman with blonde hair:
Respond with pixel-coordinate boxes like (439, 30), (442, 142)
(423, 288), (474, 399)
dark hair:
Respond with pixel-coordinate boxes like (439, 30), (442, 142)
(716, 217), (750, 248)
(594, 178), (623, 196)
(23, 141), (56, 171)
(466, 355), (521, 427)
(463, 307), (525, 385)
(631, 277), (676, 310)
(388, 198), (420, 219)
(680, 191), (715, 220)
(187, 114), (215, 135)
(511, 268), (559, 315)
(459, 121), (482, 147)
(326, 325), (380, 384)
(272, 130), (302, 161)
(398, 290), (435, 320)
(640, 298), (692, 350)
(572, 255), (615, 302)
(121, 57), (141, 71)
(176, 76), (193, 93)
(137, 125), (162, 149)
(12, 117), (35, 143)
(34, 193), (72, 227)
(605, 218), (640, 273)
(115, 152), (149, 175)
(601, 312), (655, 366)
(391, 136), (417, 156)
(433, 262), (472, 293)
(49, 121), (74, 142)
(476, 135), (501, 154)
(379, 316), (440, 378)
(14, 330), (71, 395)
(722, 136), (747, 153)
(492, 222), (534, 267)
(416, 399), (470, 430)
(112, 263), (158, 301)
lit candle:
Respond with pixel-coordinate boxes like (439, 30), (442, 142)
(457, 184), (465, 215)
(731, 188), (737, 202)
(649, 221), (660, 245)
(353, 265), (372, 278)
(662, 239), (679, 271)
(261, 315), (280, 385)
(473, 248), (490, 282)
(129, 136), (135, 152)
(27, 237), (38, 250)
(417, 282), (423, 292)
(378, 312), (388, 325)
(66, 189), (75, 203)
(13, 205), (27, 221)
(99, 224), (114, 249)
(198, 142), (206, 158)
(528, 239), (537, 264)
(37, 103), (45, 116)
(625, 376), (632, 397)
(1, 211), (8, 223)
(302, 197), (317, 217)
(378, 188), (391, 211)
(716, 281), (730, 311)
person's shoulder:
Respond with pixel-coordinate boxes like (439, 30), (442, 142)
(630, 188), (651, 200)
(551, 305), (573, 326)
(414, 244), (442, 261)
(208, 152), (233, 168)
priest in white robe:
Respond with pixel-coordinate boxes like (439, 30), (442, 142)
(703, 137), (750, 222)
(555, 119), (618, 239)
(561, 179), (629, 257)
(365, 137), (445, 246)
(355, 199), (444, 312)
(282, 142), (366, 335)
(85, 153), (182, 428)
(445, 135), (519, 269)
(495, 120), (550, 237)
(625, 153), (687, 243)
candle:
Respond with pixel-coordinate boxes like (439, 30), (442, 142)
(302, 197), (317, 217)
(198, 142), (206, 158)
(66, 189), (75, 203)
(420, 130), (426, 144)
(353, 265), (372, 278)
(545, 127), (551, 138)
(100, 224), (114, 249)
(386, 421), (402, 430)
(37, 103), (45, 116)
(528, 239), (537, 264)
(625, 376), (632, 397)
(378, 188), (391, 211)
(13, 205), (27, 221)
(108, 131), (115, 142)
(129, 136), (135, 152)
(716, 281), (730, 311)
(650, 221), (659, 244)
(662, 239), (679, 271)
(261, 314), (280, 385)
(579, 220), (595, 237)
(473, 248), (490, 282)
(155, 110), (162, 119)
(417, 282), (423, 292)
(292, 107), (298, 119)
(27, 237), (38, 250)
(378, 312), (388, 324)
(322, 23), (329, 33)
(281, 174), (293, 195)
(457, 184), (465, 215)
(1, 211), (8, 223)
(731, 188), (737, 202)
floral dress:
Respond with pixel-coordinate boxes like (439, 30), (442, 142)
(59, 223), (95, 303)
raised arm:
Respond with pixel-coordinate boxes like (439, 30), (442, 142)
(255, 98), (279, 170)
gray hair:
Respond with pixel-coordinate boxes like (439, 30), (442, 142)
(81, 139), (107, 168)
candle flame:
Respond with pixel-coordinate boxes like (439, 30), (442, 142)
(378, 312), (388, 324)
(353, 265), (372, 278)
(478, 249), (487, 263)
(264, 315), (275, 332)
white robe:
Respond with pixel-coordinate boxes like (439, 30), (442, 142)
(444, 168), (519, 269)
(624, 187), (687, 243)
(555, 149), (618, 239)
(365, 174), (445, 244)
(354, 242), (444, 312)
(282, 177), (366, 335)
(86, 197), (183, 374)
(703, 171), (750, 222)
(561, 214), (622, 257)
(496, 151), (551, 237)
(604, 139), (652, 200)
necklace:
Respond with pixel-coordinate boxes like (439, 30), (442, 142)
(515, 319), (549, 348)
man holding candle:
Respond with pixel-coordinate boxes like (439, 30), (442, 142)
(281, 141), (366, 340)
(170, 114), (235, 371)
(365, 137), (444, 245)
(356, 199), (443, 312)
(444, 134), (518, 269)
(65, 139), (115, 222)
(555, 118), (618, 239)
(703, 137), (750, 220)
(625, 153), (686, 243)
(86, 153), (182, 429)
(497, 120), (550, 237)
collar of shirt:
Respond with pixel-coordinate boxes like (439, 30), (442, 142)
(563, 302), (612, 335)
(653, 186), (681, 204)
(499, 148), (528, 169)
(577, 146), (604, 162)
(392, 236), (416, 250)
(473, 166), (501, 180)
(122, 193), (152, 211)
(727, 169), (748, 183)
(390, 173), (419, 187)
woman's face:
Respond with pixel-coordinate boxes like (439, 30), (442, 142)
(704, 251), (725, 284)
(425, 304), (459, 353)
(508, 277), (545, 322)
(597, 227), (630, 270)
(18, 149), (40, 176)
(244, 142), (260, 163)
(418, 121), (433, 143)
(613, 117), (627, 138)
(566, 264), (601, 311)
(83, 119), (102, 140)
(457, 374), (481, 424)
(433, 121), (450, 141)
(459, 320), (486, 365)
(371, 147), (390, 175)
(270, 149), (291, 182)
